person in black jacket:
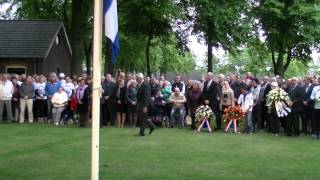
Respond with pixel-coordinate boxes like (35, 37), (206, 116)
(202, 72), (221, 129)
(261, 76), (272, 131)
(76, 79), (89, 127)
(115, 79), (127, 128)
(287, 77), (306, 136)
(136, 73), (155, 136)
(103, 74), (117, 126)
(302, 77), (315, 134)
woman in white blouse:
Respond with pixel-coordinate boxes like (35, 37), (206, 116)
(51, 87), (68, 126)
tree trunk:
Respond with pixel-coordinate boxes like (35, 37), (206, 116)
(207, 41), (213, 73)
(84, 40), (92, 75)
(70, 0), (85, 75)
(146, 34), (152, 77)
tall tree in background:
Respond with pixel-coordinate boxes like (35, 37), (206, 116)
(187, 0), (251, 72)
(255, 0), (320, 76)
(70, 0), (90, 75)
(121, 0), (181, 77)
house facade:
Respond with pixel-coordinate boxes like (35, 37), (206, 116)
(0, 20), (72, 75)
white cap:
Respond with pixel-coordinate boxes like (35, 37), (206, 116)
(59, 73), (65, 78)
(271, 82), (278, 87)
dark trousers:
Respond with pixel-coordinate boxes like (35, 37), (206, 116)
(252, 105), (262, 130)
(311, 109), (320, 136)
(302, 107), (312, 134)
(261, 104), (269, 130)
(190, 112), (197, 130)
(138, 106), (154, 135)
(103, 101), (116, 126)
(35, 99), (47, 118)
(270, 114), (280, 134)
(79, 112), (88, 127)
(286, 111), (301, 136)
(212, 105), (221, 129)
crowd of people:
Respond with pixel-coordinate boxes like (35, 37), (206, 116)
(0, 71), (319, 138)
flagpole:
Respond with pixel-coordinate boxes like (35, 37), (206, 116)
(91, 0), (102, 179)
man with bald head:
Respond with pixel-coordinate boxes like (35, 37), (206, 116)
(202, 72), (221, 129)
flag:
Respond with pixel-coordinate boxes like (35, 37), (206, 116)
(104, 0), (120, 64)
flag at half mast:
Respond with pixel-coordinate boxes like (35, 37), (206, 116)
(104, 0), (120, 64)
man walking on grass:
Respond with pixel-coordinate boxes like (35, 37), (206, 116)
(136, 73), (155, 136)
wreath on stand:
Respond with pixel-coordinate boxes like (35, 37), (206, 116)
(223, 106), (245, 133)
(195, 105), (213, 133)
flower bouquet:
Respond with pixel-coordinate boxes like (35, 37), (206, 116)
(195, 105), (213, 133)
(266, 88), (291, 117)
(223, 106), (245, 133)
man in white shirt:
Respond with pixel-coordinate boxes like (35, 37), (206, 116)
(0, 74), (14, 122)
(238, 85), (254, 133)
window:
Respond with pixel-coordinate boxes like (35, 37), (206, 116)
(55, 35), (60, 45)
(6, 65), (27, 75)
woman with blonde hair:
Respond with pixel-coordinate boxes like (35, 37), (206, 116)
(115, 79), (127, 128)
(220, 80), (235, 114)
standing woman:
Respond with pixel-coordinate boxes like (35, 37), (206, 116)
(127, 80), (138, 127)
(116, 79), (127, 128)
(11, 77), (20, 122)
(76, 79), (89, 127)
(220, 80), (235, 114)
(187, 81), (202, 130)
(35, 76), (47, 122)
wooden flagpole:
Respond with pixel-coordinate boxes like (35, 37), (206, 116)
(91, 0), (102, 179)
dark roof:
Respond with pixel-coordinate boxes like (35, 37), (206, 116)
(0, 20), (71, 58)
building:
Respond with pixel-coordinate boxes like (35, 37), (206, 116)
(0, 20), (72, 75)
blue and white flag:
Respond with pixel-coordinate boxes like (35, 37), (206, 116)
(104, 0), (120, 64)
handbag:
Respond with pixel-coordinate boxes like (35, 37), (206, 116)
(185, 115), (192, 125)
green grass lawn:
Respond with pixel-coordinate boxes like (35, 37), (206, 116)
(0, 124), (320, 180)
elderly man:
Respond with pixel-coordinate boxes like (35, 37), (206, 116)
(136, 73), (155, 136)
(103, 74), (117, 126)
(169, 88), (187, 128)
(287, 77), (305, 136)
(0, 74), (14, 122)
(45, 72), (61, 122)
(19, 76), (35, 123)
(202, 72), (221, 129)
(171, 74), (185, 94)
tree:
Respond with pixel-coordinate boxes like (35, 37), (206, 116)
(186, 0), (251, 72)
(121, 0), (182, 77)
(254, 0), (320, 76)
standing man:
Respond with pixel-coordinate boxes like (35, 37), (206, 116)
(260, 76), (271, 131)
(103, 74), (117, 126)
(171, 75), (185, 94)
(19, 76), (35, 123)
(251, 78), (262, 132)
(302, 77), (315, 134)
(136, 73), (155, 136)
(45, 72), (61, 122)
(202, 72), (221, 129)
(0, 74), (14, 123)
(287, 77), (305, 136)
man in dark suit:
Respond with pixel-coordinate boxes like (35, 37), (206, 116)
(261, 76), (272, 131)
(287, 77), (306, 136)
(202, 72), (221, 129)
(136, 73), (155, 136)
(103, 74), (117, 126)
(302, 77), (315, 134)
